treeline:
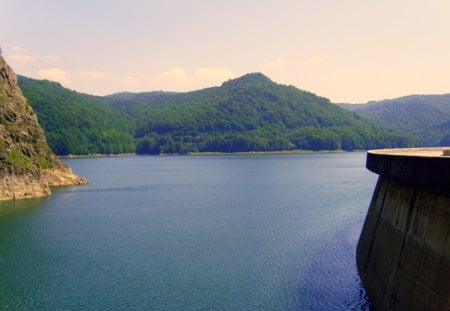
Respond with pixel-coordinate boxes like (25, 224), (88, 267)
(340, 94), (450, 146)
(109, 73), (416, 154)
(19, 73), (417, 156)
(18, 76), (136, 155)
(135, 127), (412, 154)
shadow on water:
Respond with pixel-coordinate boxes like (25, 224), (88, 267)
(0, 197), (48, 218)
(0, 197), (48, 245)
(296, 219), (373, 311)
(0, 198), (49, 309)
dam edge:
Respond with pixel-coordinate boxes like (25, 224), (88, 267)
(357, 148), (449, 310)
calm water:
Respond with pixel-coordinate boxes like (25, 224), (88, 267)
(0, 153), (375, 310)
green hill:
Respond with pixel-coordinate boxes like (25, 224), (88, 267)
(18, 76), (136, 155)
(17, 73), (417, 155)
(340, 95), (450, 146)
(107, 73), (416, 154)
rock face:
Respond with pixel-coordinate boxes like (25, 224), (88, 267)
(0, 55), (87, 201)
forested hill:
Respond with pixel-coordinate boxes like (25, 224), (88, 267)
(107, 73), (415, 154)
(18, 76), (136, 155)
(17, 73), (416, 155)
(339, 94), (450, 146)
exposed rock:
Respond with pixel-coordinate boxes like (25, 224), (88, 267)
(42, 164), (88, 187)
(0, 55), (87, 201)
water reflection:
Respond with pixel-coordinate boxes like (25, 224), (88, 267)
(297, 218), (373, 310)
(0, 154), (376, 309)
(0, 197), (47, 217)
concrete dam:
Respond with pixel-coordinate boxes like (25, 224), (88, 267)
(357, 148), (449, 310)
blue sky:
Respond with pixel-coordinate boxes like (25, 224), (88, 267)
(2, 0), (450, 102)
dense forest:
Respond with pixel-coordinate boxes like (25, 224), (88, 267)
(340, 94), (450, 146)
(107, 73), (416, 154)
(18, 73), (417, 155)
(18, 76), (136, 155)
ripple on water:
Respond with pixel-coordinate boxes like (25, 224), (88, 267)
(297, 220), (373, 310)
(0, 154), (376, 309)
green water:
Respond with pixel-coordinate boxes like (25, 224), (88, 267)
(0, 153), (375, 310)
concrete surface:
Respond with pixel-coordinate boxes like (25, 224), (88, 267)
(357, 147), (450, 310)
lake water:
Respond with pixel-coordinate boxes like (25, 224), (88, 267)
(0, 153), (376, 310)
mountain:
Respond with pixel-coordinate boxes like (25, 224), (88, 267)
(18, 76), (136, 155)
(339, 95), (450, 146)
(107, 73), (416, 154)
(0, 56), (86, 201)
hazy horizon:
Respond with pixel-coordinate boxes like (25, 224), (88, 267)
(2, 0), (450, 103)
(16, 72), (450, 105)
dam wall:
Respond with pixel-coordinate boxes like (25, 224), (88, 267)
(357, 148), (449, 310)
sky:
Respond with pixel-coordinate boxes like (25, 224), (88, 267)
(1, 0), (450, 103)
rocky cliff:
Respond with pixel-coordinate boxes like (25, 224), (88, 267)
(0, 55), (87, 201)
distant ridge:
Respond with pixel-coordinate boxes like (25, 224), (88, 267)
(339, 94), (450, 146)
(107, 72), (415, 154)
(18, 76), (136, 155)
(220, 72), (273, 88)
(17, 72), (417, 155)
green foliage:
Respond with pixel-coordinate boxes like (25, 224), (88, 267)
(6, 147), (33, 173)
(18, 76), (136, 155)
(109, 73), (416, 154)
(17, 73), (417, 156)
(340, 95), (450, 146)
(36, 155), (54, 169)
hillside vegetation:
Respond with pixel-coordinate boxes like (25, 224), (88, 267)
(18, 76), (136, 155)
(340, 95), (450, 146)
(108, 73), (415, 154)
(17, 73), (416, 155)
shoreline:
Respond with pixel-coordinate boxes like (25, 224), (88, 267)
(59, 153), (136, 159)
(59, 149), (367, 158)
(187, 149), (351, 156)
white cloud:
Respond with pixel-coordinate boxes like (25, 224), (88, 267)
(121, 76), (140, 85)
(155, 68), (189, 89)
(6, 47), (62, 65)
(78, 68), (108, 79)
(8, 46), (36, 63)
(264, 58), (286, 72)
(8, 53), (36, 63)
(37, 68), (71, 85)
(11, 46), (28, 53)
(193, 68), (234, 85)
(9, 63), (24, 69)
